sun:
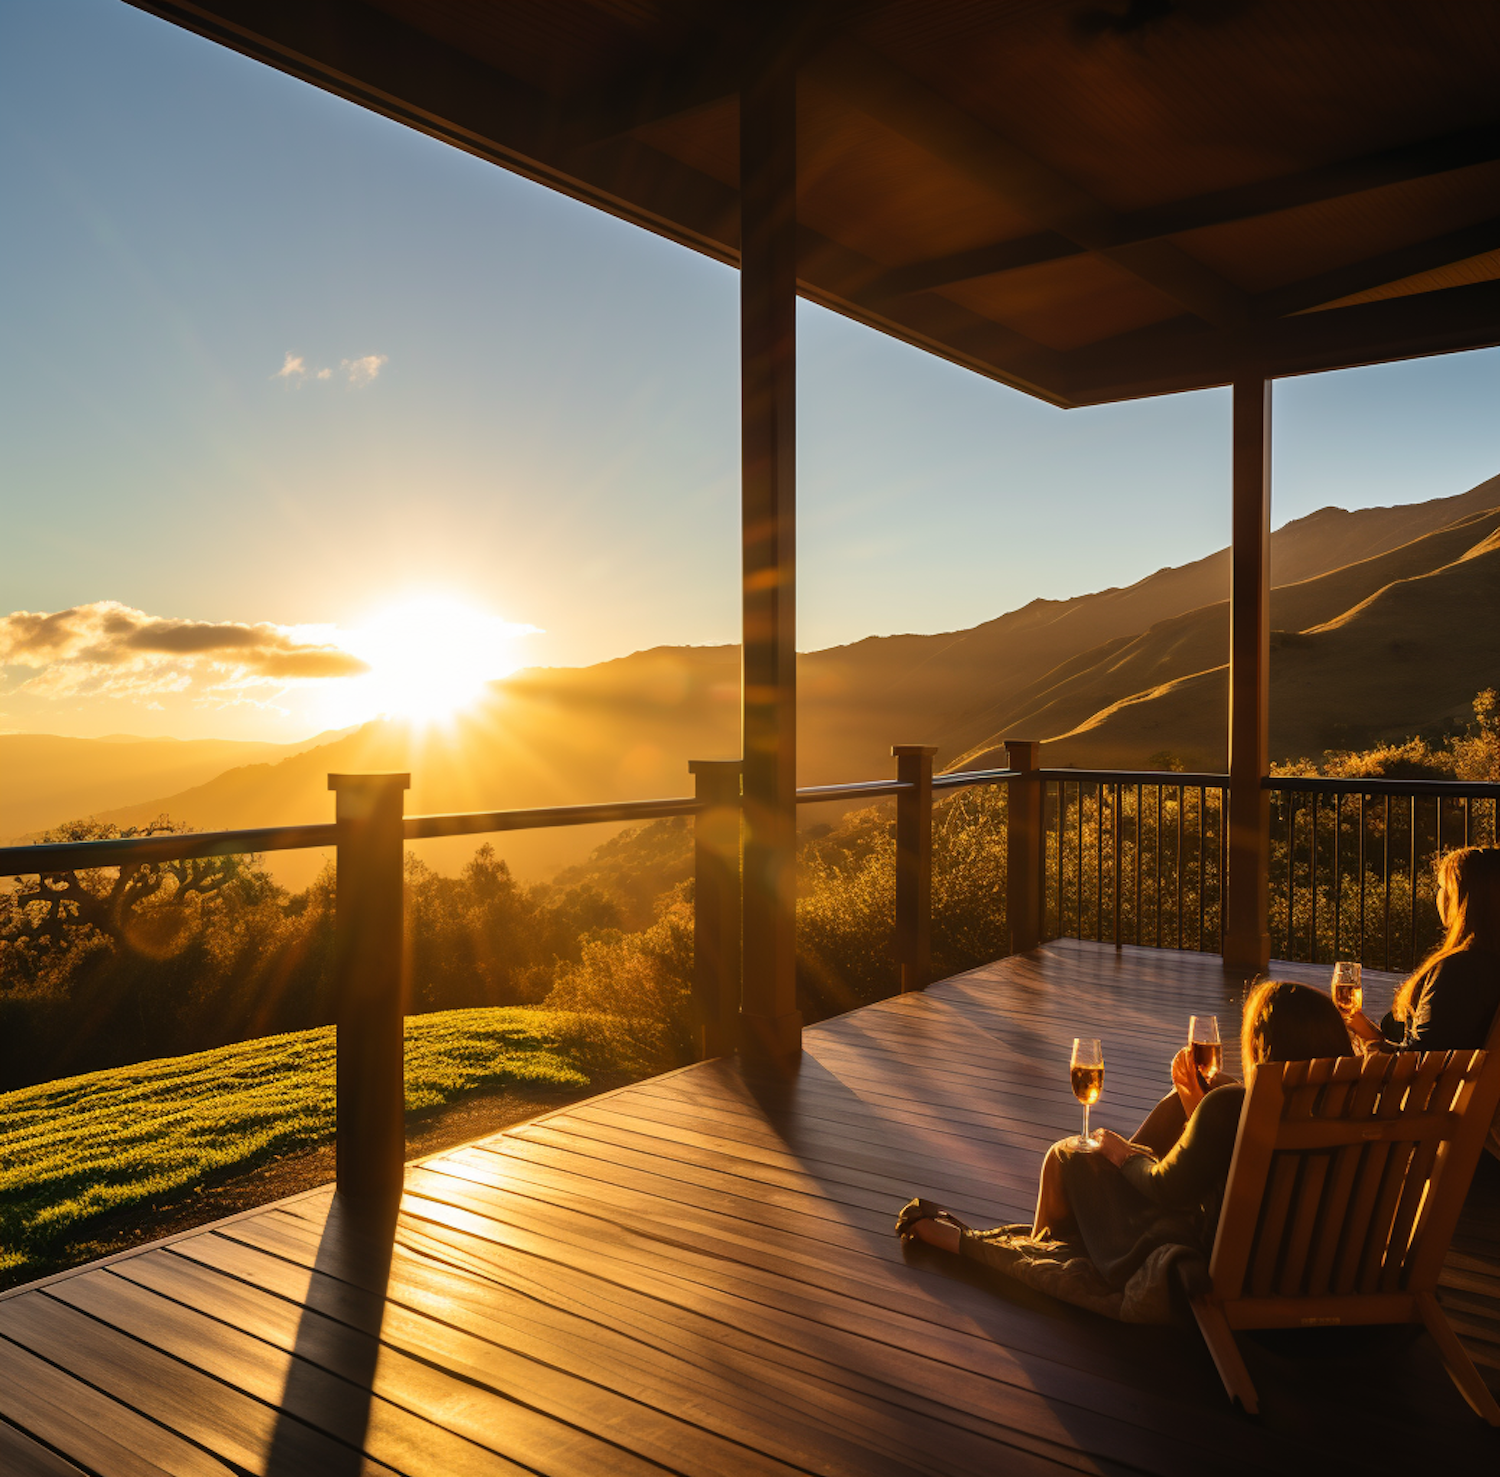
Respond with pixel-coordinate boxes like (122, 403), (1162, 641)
(339, 597), (538, 724)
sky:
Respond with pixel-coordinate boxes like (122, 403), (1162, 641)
(3, 0), (1499, 742)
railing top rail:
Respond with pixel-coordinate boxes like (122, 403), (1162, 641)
(796, 779), (911, 803)
(406, 795), (702, 840)
(932, 766), (1020, 791)
(1266, 774), (1500, 798)
(0, 823), (340, 877)
(1038, 768), (1230, 787)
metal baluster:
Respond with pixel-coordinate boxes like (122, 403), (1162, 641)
(1333, 793), (1342, 960)
(1176, 785), (1184, 951)
(1465, 795), (1472, 848)
(1155, 783), (1163, 947)
(1285, 791), (1295, 960)
(1358, 793), (1366, 966)
(1382, 794), (1392, 970)
(1112, 783), (1122, 948)
(1076, 779), (1084, 939)
(1408, 795), (1417, 970)
(1056, 782), (1064, 939)
(1098, 779), (1110, 941)
(1134, 782), (1143, 945)
(1196, 784), (1206, 951)
(1311, 792), (1320, 964)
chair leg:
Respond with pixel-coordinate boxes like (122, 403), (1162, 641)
(1417, 1293), (1500, 1426)
(1191, 1298), (1260, 1415)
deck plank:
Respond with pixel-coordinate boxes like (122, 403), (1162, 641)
(0, 940), (1494, 1474)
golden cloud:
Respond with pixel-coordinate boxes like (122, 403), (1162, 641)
(0, 601), (369, 705)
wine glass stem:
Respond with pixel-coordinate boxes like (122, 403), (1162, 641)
(1082, 1102), (1090, 1144)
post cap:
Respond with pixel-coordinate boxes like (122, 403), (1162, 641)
(891, 745), (939, 757)
(1004, 740), (1041, 770)
(328, 772), (411, 791)
(688, 758), (743, 774)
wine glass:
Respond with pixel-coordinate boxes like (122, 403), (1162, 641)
(1189, 1015), (1222, 1093)
(1070, 1038), (1104, 1148)
(1332, 960), (1363, 1017)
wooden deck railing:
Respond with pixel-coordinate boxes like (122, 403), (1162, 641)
(5, 753), (1493, 1199)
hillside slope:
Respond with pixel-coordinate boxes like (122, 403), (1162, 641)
(1047, 518), (1500, 768)
(956, 503), (1500, 768)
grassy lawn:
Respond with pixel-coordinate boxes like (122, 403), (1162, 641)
(0, 1007), (594, 1286)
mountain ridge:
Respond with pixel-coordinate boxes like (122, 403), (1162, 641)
(11, 472), (1499, 879)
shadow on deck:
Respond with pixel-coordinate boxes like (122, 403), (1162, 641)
(1, 939), (1496, 1474)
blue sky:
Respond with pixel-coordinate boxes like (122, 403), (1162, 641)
(3, 0), (1498, 740)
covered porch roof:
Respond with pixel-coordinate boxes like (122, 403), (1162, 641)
(128, 0), (1500, 407)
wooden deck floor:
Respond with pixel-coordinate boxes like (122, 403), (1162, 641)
(2, 940), (1497, 1476)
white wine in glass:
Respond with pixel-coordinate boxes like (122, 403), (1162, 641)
(1332, 960), (1363, 1016)
(1189, 1015), (1221, 1092)
(1070, 1038), (1104, 1148)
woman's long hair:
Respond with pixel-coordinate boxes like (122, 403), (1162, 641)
(1241, 979), (1355, 1069)
(1393, 846), (1500, 1021)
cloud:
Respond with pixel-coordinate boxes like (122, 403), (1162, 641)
(342, 353), (388, 386)
(273, 351), (387, 387)
(0, 601), (369, 706)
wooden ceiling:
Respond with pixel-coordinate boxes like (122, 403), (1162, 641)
(127, 0), (1500, 406)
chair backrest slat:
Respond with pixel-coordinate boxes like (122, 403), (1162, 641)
(1331, 1053), (1419, 1295)
(1380, 1051), (1475, 1292)
(1277, 1060), (1354, 1296)
(1302, 1056), (1387, 1295)
(1207, 1067), (1287, 1298)
(1355, 1052), (1450, 1293)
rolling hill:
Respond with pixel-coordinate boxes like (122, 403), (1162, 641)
(30, 471), (1500, 881)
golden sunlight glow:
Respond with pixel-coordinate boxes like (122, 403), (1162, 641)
(335, 597), (539, 725)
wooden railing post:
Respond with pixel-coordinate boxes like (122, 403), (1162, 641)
(1225, 378), (1272, 978)
(1006, 741), (1043, 955)
(691, 760), (741, 1058)
(329, 771), (410, 1203)
(893, 745), (937, 992)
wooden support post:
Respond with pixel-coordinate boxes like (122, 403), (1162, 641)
(329, 772), (410, 1204)
(1224, 379), (1273, 978)
(738, 45), (802, 1074)
(893, 745), (937, 992)
(1007, 740), (1043, 955)
(691, 759), (742, 1058)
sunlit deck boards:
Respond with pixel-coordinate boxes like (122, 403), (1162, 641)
(1, 940), (1496, 1475)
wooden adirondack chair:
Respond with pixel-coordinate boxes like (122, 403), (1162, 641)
(1192, 1013), (1500, 1423)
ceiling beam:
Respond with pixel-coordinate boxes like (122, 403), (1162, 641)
(1062, 277), (1500, 405)
(865, 121), (1500, 300)
(1255, 215), (1500, 319)
(807, 36), (1252, 328)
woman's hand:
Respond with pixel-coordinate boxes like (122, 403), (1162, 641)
(1171, 1047), (1206, 1119)
(1343, 1008), (1383, 1043)
(1093, 1129), (1151, 1169)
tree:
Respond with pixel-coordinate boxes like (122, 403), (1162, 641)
(2, 817), (258, 967)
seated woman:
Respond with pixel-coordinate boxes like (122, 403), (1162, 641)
(1344, 845), (1500, 1055)
(895, 982), (1353, 1318)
